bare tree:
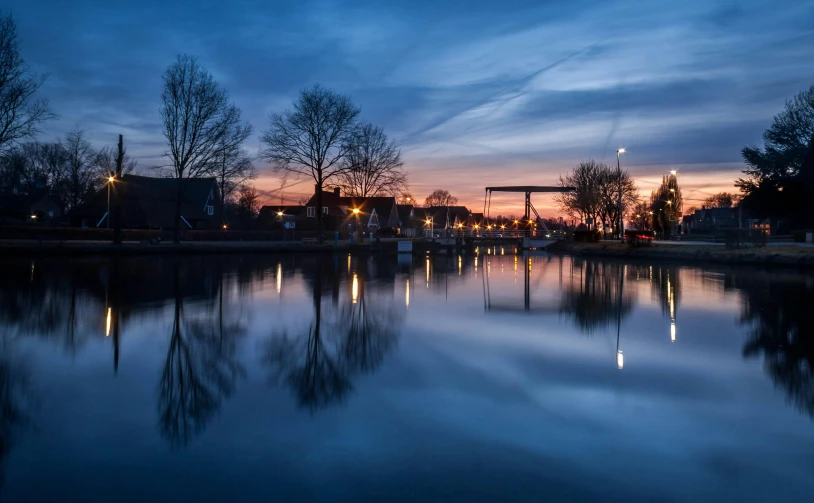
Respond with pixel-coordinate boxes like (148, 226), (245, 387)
(554, 160), (639, 232)
(0, 10), (56, 151)
(333, 122), (406, 197)
(260, 84), (360, 242)
(236, 184), (260, 217)
(60, 128), (97, 212)
(209, 123), (256, 224)
(424, 189), (458, 207)
(93, 144), (138, 179)
(702, 192), (739, 208)
(160, 54), (248, 243)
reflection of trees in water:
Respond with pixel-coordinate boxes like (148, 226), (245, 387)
(158, 269), (246, 448)
(733, 272), (814, 419)
(0, 336), (35, 490)
(559, 260), (634, 333)
(263, 260), (403, 413)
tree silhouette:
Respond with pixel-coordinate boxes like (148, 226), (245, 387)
(735, 272), (814, 419)
(263, 260), (403, 413)
(0, 335), (35, 490)
(559, 260), (634, 333)
(157, 269), (245, 448)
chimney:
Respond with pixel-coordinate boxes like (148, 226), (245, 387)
(334, 187), (340, 197)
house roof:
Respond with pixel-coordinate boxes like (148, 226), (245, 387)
(396, 205), (414, 226)
(421, 206), (473, 227)
(72, 174), (217, 228)
(304, 191), (399, 226)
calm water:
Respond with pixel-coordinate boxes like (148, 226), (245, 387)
(1, 251), (813, 502)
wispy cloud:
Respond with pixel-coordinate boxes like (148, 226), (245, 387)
(5, 0), (814, 207)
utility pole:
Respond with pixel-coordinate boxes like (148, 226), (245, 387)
(113, 135), (124, 245)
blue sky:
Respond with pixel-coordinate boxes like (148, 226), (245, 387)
(8, 0), (814, 211)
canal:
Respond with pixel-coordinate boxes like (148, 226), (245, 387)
(0, 251), (812, 502)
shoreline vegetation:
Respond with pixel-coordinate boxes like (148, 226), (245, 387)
(2, 238), (814, 268)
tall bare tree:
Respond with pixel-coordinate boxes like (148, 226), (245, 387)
(209, 123), (255, 224)
(160, 54), (248, 243)
(260, 84), (360, 241)
(554, 160), (638, 232)
(334, 122), (406, 197)
(0, 11), (56, 152)
(60, 128), (97, 212)
(424, 189), (458, 207)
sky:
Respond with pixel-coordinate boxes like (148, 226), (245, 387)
(8, 0), (814, 214)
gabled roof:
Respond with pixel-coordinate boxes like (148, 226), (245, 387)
(72, 174), (218, 228)
(421, 206), (473, 227)
(396, 205), (414, 226)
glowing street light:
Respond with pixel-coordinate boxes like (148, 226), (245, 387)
(106, 175), (116, 229)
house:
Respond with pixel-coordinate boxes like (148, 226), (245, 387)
(684, 206), (737, 233)
(302, 188), (400, 234)
(0, 193), (62, 223)
(71, 174), (222, 230)
(396, 205), (421, 236)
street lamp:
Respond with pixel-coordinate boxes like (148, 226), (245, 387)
(352, 208), (360, 240)
(617, 148), (625, 240)
(106, 175), (115, 229)
(425, 218), (433, 237)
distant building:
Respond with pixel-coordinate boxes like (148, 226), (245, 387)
(71, 174), (222, 229)
(684, 206), (738, 233)
(302, 187), (400, 234)
(0, 193), (62, 223)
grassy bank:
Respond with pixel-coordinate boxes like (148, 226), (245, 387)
(549, 241), (814, 268)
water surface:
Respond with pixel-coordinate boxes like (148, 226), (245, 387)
(1, 252), (812, 502)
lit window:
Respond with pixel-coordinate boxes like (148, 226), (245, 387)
(323, 206), (329, 214)
(207, 205), (214, 216)
(307, 207), (315, 217)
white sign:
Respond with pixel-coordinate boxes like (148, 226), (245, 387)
(397, 240), (413, 253)
(284, 221), (296, 229)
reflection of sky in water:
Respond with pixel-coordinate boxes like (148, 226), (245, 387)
(1, 254), (813, 502)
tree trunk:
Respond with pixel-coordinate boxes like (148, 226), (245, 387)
(113, 134), (123, 245)
(316, 176), (324, 244)
(173, 174), (183, 244)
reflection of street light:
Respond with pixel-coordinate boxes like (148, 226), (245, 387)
(352, 273), (358, 304)
(617, 350), (624, 369)
(105, 307), (112, 337)
(671, 321), (676, 342)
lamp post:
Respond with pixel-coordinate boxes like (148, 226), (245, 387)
(106, 175), (115, 229)
(670, 170), (679, 237)
(617, 148), (625, 240)
(352, 208), (360, 241)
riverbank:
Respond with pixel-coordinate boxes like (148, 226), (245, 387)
(549, 241), (814, 268)
(0, 239), (350, 256)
